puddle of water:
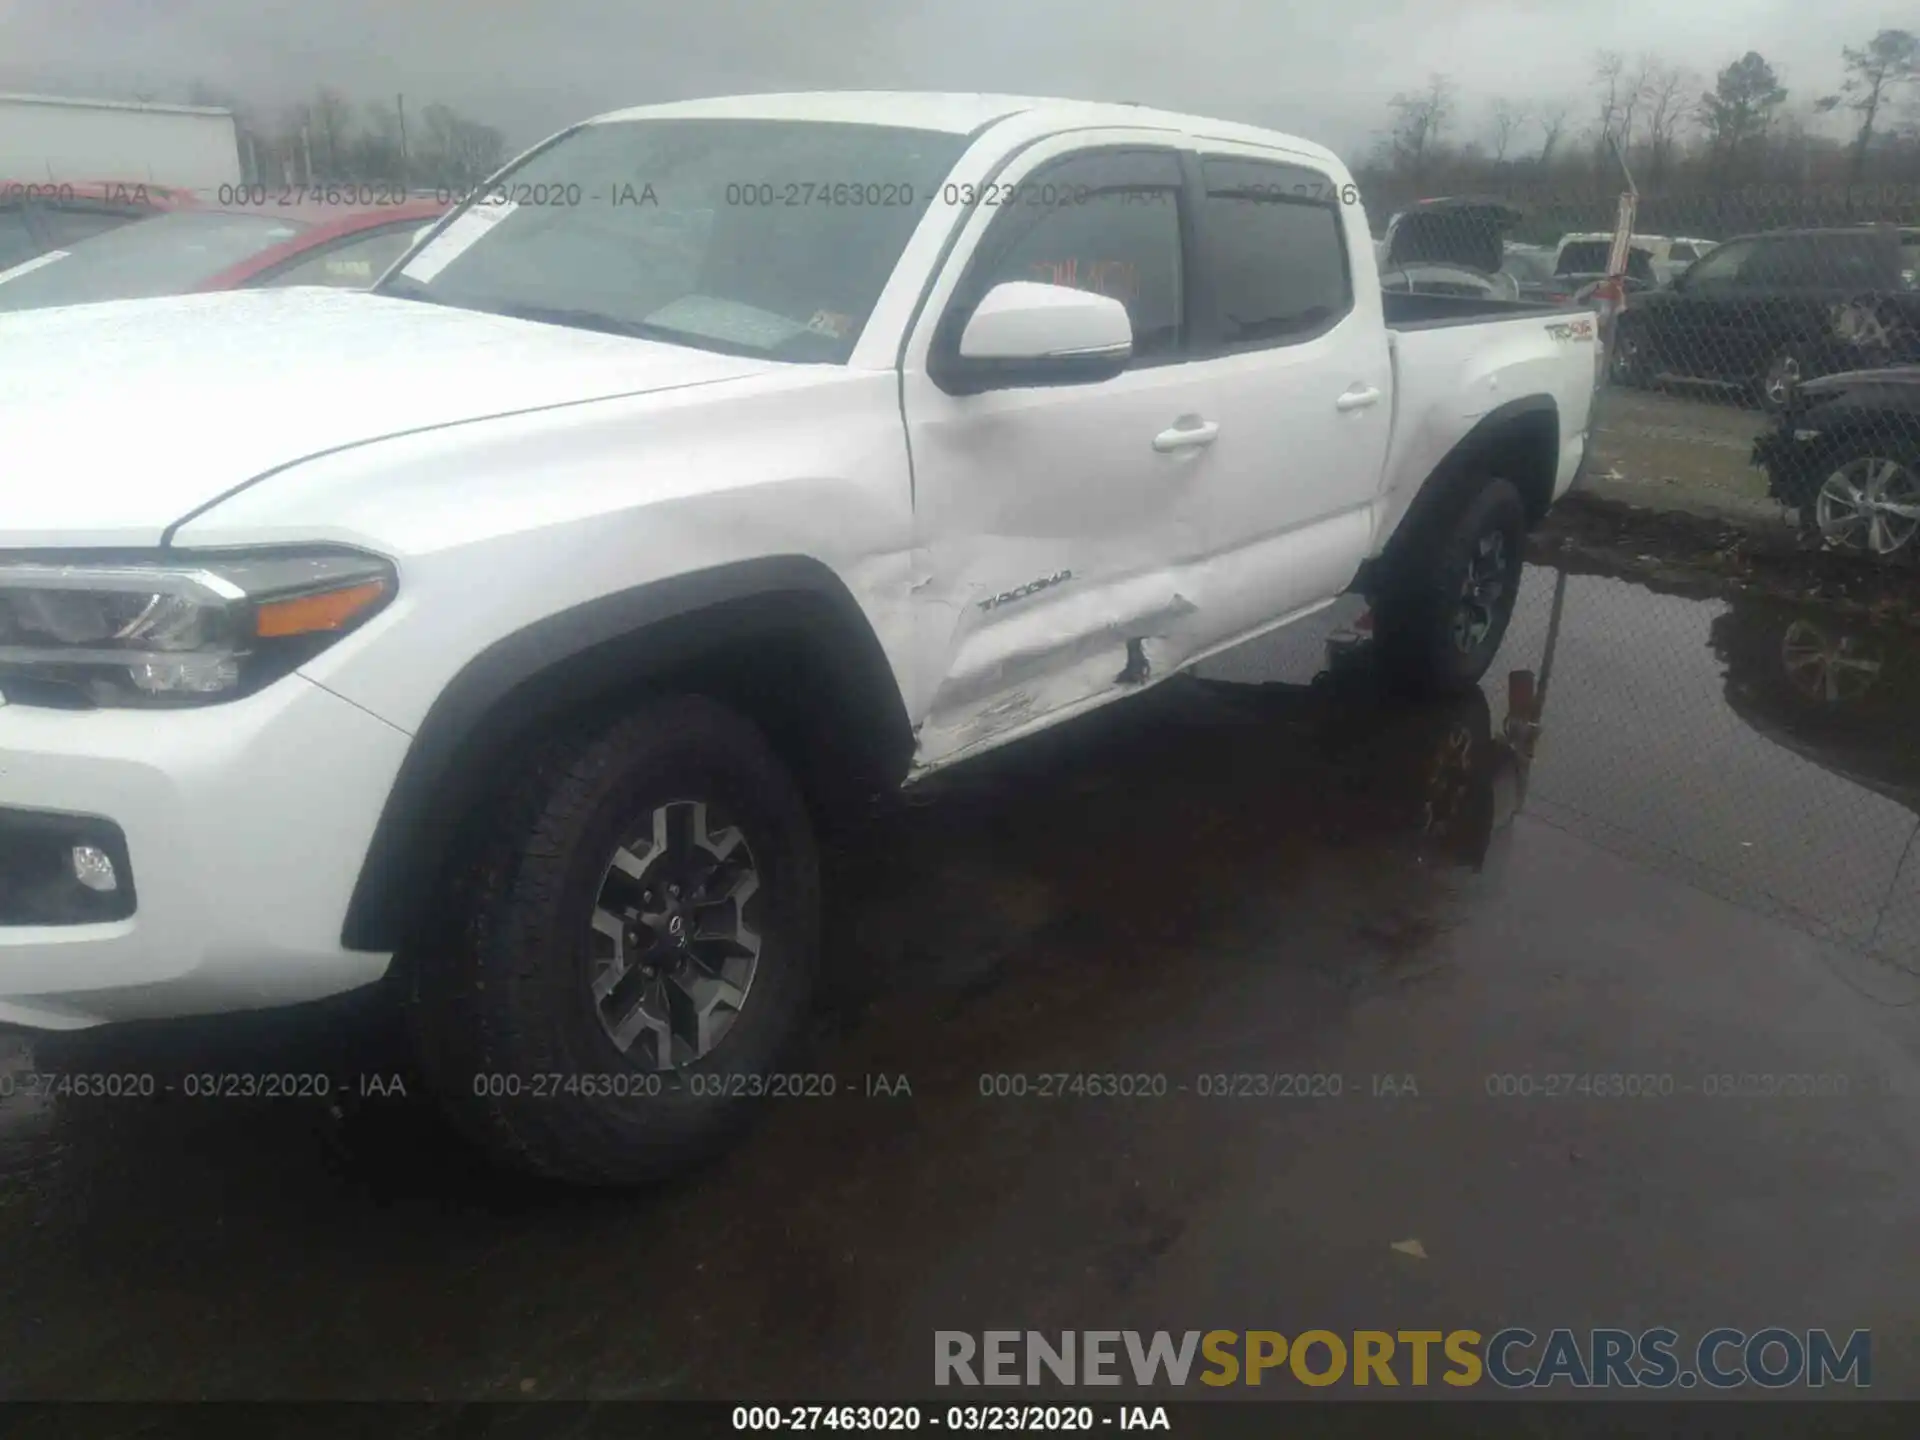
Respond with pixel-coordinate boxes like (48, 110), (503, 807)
(1497, 566), (1920, 981)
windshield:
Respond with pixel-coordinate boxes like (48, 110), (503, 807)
(0, 210), (311, 312)
(376, 118), (969, 362)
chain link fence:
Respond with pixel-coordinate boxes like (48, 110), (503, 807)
(1367, 183), (1920, 562)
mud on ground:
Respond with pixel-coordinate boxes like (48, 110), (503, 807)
(1534, 491), (1920, 629)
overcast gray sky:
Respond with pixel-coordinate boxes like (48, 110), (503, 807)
(1, 0), (1912, 159)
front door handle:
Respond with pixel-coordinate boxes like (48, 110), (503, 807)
(1153, 418), (1220, 452)
(1336, 386), (1383, 412)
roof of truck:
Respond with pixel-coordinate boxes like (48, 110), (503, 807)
(587, 92), (1342, 167)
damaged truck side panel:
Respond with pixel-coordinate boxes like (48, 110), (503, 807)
(898, 122), (1595, 773)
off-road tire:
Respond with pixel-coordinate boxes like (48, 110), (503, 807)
(407, 694), (820, 1186)
(1372, 477), (1527, 698)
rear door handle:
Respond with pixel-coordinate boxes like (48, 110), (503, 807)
(1152, 418), (1220, 452)
(1336, 386), (1382, 412)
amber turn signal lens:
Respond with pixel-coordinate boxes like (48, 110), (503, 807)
(252, 580), (388, 639)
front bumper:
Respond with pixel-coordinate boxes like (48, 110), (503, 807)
(0, 675), (409, 1028)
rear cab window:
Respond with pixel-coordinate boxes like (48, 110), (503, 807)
(1195, 155), (1352, 350)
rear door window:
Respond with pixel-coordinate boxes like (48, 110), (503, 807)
(1197, 156), (1352, 350)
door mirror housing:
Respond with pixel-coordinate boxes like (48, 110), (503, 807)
(937, 281), (1132, 394)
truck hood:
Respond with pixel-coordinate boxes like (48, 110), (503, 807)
(0, 288), (778, 546)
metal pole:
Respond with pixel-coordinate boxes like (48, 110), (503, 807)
(1536, 567), (1570, 715)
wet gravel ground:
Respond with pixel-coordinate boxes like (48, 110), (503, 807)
(3, 566), (1920, 1403)
(1585, 387), (1776, 522)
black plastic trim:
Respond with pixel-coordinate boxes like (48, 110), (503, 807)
(0, 807), (138, 926)
(340, 555), (914, 952)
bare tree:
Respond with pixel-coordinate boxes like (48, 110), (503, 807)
(310, 87), (354, 180)
(1386, 73), (1454, 184)
(1488, 99), (1530, 164)
(1590, 50), (1652, 174)
(1638, 60), (1697, 184)
(415, 103), (506, 188)
(1535, 102), (1571, 165)
(1592, 51), (1626, 164)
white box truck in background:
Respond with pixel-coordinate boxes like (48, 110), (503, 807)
(0, 92), (242, 191)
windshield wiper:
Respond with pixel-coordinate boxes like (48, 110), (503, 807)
(472, 300), (677, 340)
(371, 287), (781, 359)
(470, 301), (780, 358)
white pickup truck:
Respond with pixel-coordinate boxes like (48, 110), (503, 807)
(0, 92), (1598, 1183)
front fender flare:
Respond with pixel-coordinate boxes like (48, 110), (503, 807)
(340, 555), (912, 953)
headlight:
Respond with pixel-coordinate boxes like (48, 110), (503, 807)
(0, 549), (394, 709)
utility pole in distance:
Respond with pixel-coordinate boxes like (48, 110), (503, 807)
(396, 93), (409, 187)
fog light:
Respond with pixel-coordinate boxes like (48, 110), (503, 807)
(70, 845), (118, 893)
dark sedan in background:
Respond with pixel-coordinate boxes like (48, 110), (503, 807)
(0, 195), (448, 311)
(1611, 225), (1920, 411)
(1752, 364), (1920, 560)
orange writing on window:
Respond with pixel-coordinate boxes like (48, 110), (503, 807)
(1026, 257), (1140, 303)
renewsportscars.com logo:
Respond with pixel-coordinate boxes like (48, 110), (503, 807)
(934, 1328), (1872, 1390)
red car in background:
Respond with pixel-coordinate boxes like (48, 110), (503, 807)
(0, 194), (448, 312)
(0, 178), (199, 269)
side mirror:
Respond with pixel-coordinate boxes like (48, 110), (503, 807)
(939, 281), (1132, 394)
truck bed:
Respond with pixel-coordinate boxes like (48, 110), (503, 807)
(1382, 290), (1582, 330)
(1368, 298), (1602, 559)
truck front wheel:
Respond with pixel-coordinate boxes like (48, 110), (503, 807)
(408, 694), (821, 1186)
(1372, 477), (1527, 697)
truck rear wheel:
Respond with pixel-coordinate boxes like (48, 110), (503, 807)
(408, 695), (821, 1186)
(1372, 477), (1526, 697)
